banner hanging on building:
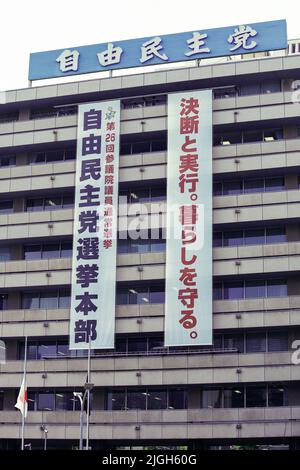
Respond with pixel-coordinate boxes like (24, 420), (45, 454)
(28, 20), (287, 80)
(69, 100), (120, 350)
(165, 90), (212, 347)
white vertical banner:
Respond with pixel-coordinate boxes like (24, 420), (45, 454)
(69, 101), (120, 350)
(165, 90), (212, 347)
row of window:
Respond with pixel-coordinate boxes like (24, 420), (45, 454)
(214, 226), (286, 247)
(202, 384), (286, 409)
(21, 290), (71, 310)
(27, 390), (82, 412)
(213, 176), (285, 196)
(107, 388), (186, 410)
(0, 383), (289, 412)
(28, 149), (75, 164)
(23, 242), (72, 260)
(0, 279), (290, 310)
(0, 225), (290, 261)
(16, 330), (290, 360)
(0, 196), (75, 215)
(26, 195), (74, 212)
(3, 81), (282, 126)
(0, 124), (292, 169)
(213, 280), (287, 300)
(119, 187), (166, 203)
(214, 128), (283, 146)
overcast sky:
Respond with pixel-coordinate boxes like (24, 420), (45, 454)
(1, 0), (299, 91)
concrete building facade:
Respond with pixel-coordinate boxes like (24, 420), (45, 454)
(0, 41), (300, 449)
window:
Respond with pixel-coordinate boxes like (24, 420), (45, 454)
(127, 389), (147, 410)
(265, 177), (284, 192)
(148, 337), (164, 351)
(128, 338), (147, 353)
(37, 343), (57, 359)
(107, 390), (126, 410)
(117, 286), (165, 304)
(246, 333), (266, 353)
(106, 388), (186, 411)
(22, 292), (39, 309)
(215, 226), (286, 247)
(244, 229), (265, 246)
(214, 280), (287, 300)
(244, 179), (264, 194)
(120, 139), (167, 155)
(0, 112), (18, 123)
(24, 242), (72, 260)
(0, 155), (16, 167)
(0, 246), (10, 261)
(223, 181), (243, 195)
(268, 331), (288, 352)
(30, 107), (77, 120)
(223, 387), (244, 408)
(223, 281), (244, 300)
(148, 390), (167, 410)
(213, 128), (283, 146)
(246, 386), (267, 407)
(202, 389), (222, 408)
(243, 130), (263, 143)
(167, 389), (186, 409)
(267, 280), (287, 297)
(120, 187), (166, 204)
(42, 243), (60, 259)
(0, 200), (13, 214)
(26, 195), (74, 212)
(214, 87), (237, 99)
(0, 294), (7, 310)
(21, 290), (70, 309)
(224, 334), (244, 353)
(268, 385), (285, 407)
(122, 95), (166, 109)
(263, 128), (283, 142)
(223, 231), (243, 247)
(245, 280), (266, 299)
(37, 392), (55, 411)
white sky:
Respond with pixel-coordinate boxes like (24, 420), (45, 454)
(1, 0), (299, 91)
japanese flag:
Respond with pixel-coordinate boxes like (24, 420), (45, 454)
(15, 378), (28, 417)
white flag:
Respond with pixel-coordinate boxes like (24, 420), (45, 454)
(15, 377), (28, 418)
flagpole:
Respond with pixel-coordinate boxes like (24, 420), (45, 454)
(85, 335), (91, 450)
(21, 336), (27, 451)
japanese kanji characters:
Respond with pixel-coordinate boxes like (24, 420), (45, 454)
(97, 43), (123, 66)
(55, 25), (261, 76)
(56, 49), (79, 72)
(177, 96), (201, 338)
(71, 103), (119, 349)
(185, 32), (210, 56)
(228, 25), (258, 51)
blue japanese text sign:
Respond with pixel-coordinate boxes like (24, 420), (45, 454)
(28, 19), (287, 81)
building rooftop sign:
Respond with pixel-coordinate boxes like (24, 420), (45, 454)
(28, 19), (287, 81)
